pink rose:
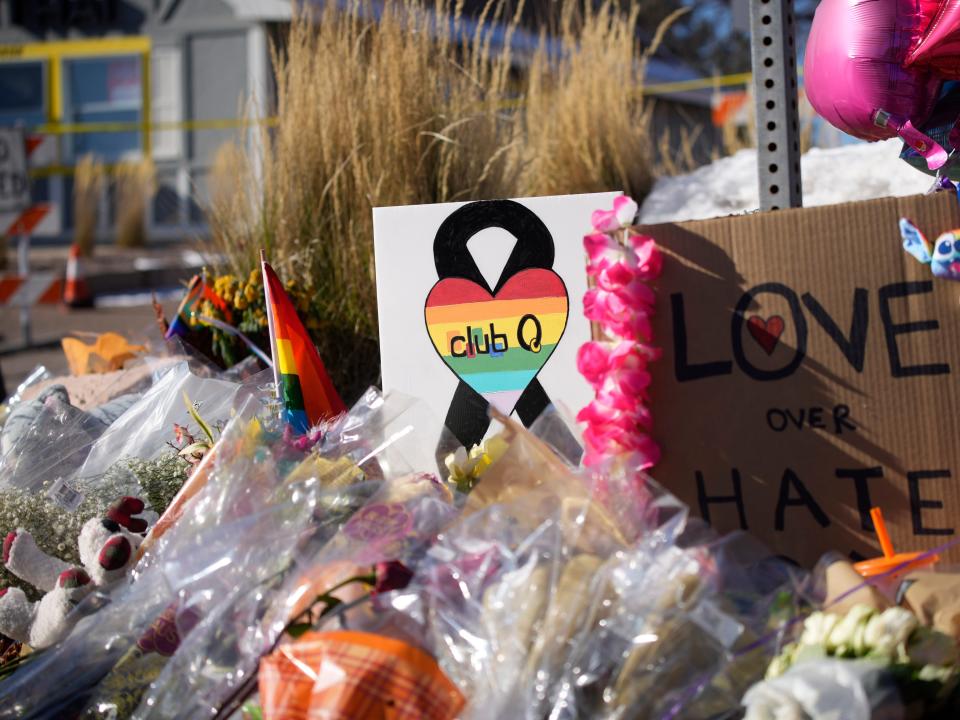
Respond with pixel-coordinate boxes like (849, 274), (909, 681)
(627, 234), (663, 280)
(577, 394), (652, 431)
(590, 196), (639, 233)
(584, 232), (621, 266)
(613, 195), (639, 226)
(584, 286), (654, 341)
(595, 262), (637, 291)
(600, 366), (651, 401)
(577, 342), (611, 388)
(582, 424), (660, 469)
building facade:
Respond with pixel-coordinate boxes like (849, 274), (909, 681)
(0, 0), (717, 244)
(0, 0), (281, 242)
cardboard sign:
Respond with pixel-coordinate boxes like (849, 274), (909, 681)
(0, 128), (29, 213)
(374, 193), (616, 455)
(641, 192), (960, 566)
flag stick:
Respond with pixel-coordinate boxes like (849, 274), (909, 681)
(260, 249), (283, 411)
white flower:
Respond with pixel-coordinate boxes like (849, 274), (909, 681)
(743, 681), (807, 720)
(444, 446), (469, 477)
(907, 626), (959, 668)
(862, 606), (918, 659)
(825, 605), (875, 655)
(918, 663), (955, 683)
(799, 612), (840, 648)
(745, 659), (891, 720)
(765, 644), (797, 679)
(614, 196), (639, 227)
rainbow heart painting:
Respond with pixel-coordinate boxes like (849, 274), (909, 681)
(424, 268), (569, 415)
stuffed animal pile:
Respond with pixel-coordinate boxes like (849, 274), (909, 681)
(0, 497), (147, 649)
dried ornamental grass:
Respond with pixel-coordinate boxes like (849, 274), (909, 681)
(73, 154), (105, 257)
(113, 158), (156, 248)
(519, 4), (683, 199)
(206, 0), (669, 399)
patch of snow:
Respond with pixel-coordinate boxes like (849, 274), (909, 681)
(639, 139), (934, 224)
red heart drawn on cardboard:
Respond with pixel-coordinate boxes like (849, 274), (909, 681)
(747, 315), (785, 355)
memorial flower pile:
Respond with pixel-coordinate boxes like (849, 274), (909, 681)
(3, 196), (960, 720)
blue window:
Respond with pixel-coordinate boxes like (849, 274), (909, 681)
(65, 55), (141, 161)
(0, 61), (46, 128)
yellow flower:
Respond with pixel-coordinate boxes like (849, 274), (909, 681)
(233, 291), (248, 311)
(214, 274), (236, 295)
(244, 284), (258, 303)
(248, 268), (260, 285)
(444, 434), (509, 491)
(254, 308), (266, 327)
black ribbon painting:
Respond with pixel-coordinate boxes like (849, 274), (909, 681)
(429, 199), (580, 456)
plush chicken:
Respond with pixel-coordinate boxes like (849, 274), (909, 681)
(0, 496), (147, 649)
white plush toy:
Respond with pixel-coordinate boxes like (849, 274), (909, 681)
(0, 496), (147, 649)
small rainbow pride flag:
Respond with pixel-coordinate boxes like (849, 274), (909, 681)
(261, 253), (345, 432)
(165, 275), (232, 339)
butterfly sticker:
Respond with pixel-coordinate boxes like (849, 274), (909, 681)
(899, 218), (960, 281)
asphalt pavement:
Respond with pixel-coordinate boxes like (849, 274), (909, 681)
(0, 300), (180, 394)
(0, 242), (200, 395)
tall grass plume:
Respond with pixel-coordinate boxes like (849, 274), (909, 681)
(206, 0), (671, 400)
(73, 155), (104, 256)
(114, 159), (156, 248)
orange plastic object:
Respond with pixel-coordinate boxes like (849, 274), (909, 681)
(259, 630), (465, 720)
(854, 507), (939, 578)
(62, 332), (145, 375)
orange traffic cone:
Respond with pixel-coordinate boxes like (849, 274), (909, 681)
(63, 243), (93, 308)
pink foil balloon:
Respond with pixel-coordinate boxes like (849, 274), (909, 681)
(907, 1), (960, 78)
(805, 0), (941, 142)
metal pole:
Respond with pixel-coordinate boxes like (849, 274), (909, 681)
(17, 232), (30, 348)
(750, 0), (803, 211)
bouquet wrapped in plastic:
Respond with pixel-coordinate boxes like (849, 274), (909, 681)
(252, 413), (810, 720)
(0, 387), (450, 719)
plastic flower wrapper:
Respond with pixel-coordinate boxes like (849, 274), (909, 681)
(130, 389), (458, 719)
(0, 365), (52, 425)
(0, 382), (428, 717)
(258, 629), (466, 720)
(0, 354), (185, 494)
(0, 385), (340, 717)
(236, 471), (462, 720)
(530, 510), (813, 720)
(0, 359), (259, 509)
(0, 395), (309, 718)
(743, 658), (904, 720)
(73, 360), (264, 487)
(512, 458), (812, 718)
(345, 413), (642, 720)
(748, 601), (960, 719)
(0, 384), (115, 495)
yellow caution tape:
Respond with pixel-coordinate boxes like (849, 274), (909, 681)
(25, 69), (763, 176)
(31, 116), (279, 136)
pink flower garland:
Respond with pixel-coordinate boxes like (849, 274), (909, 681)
(577, 195), (663, 469)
